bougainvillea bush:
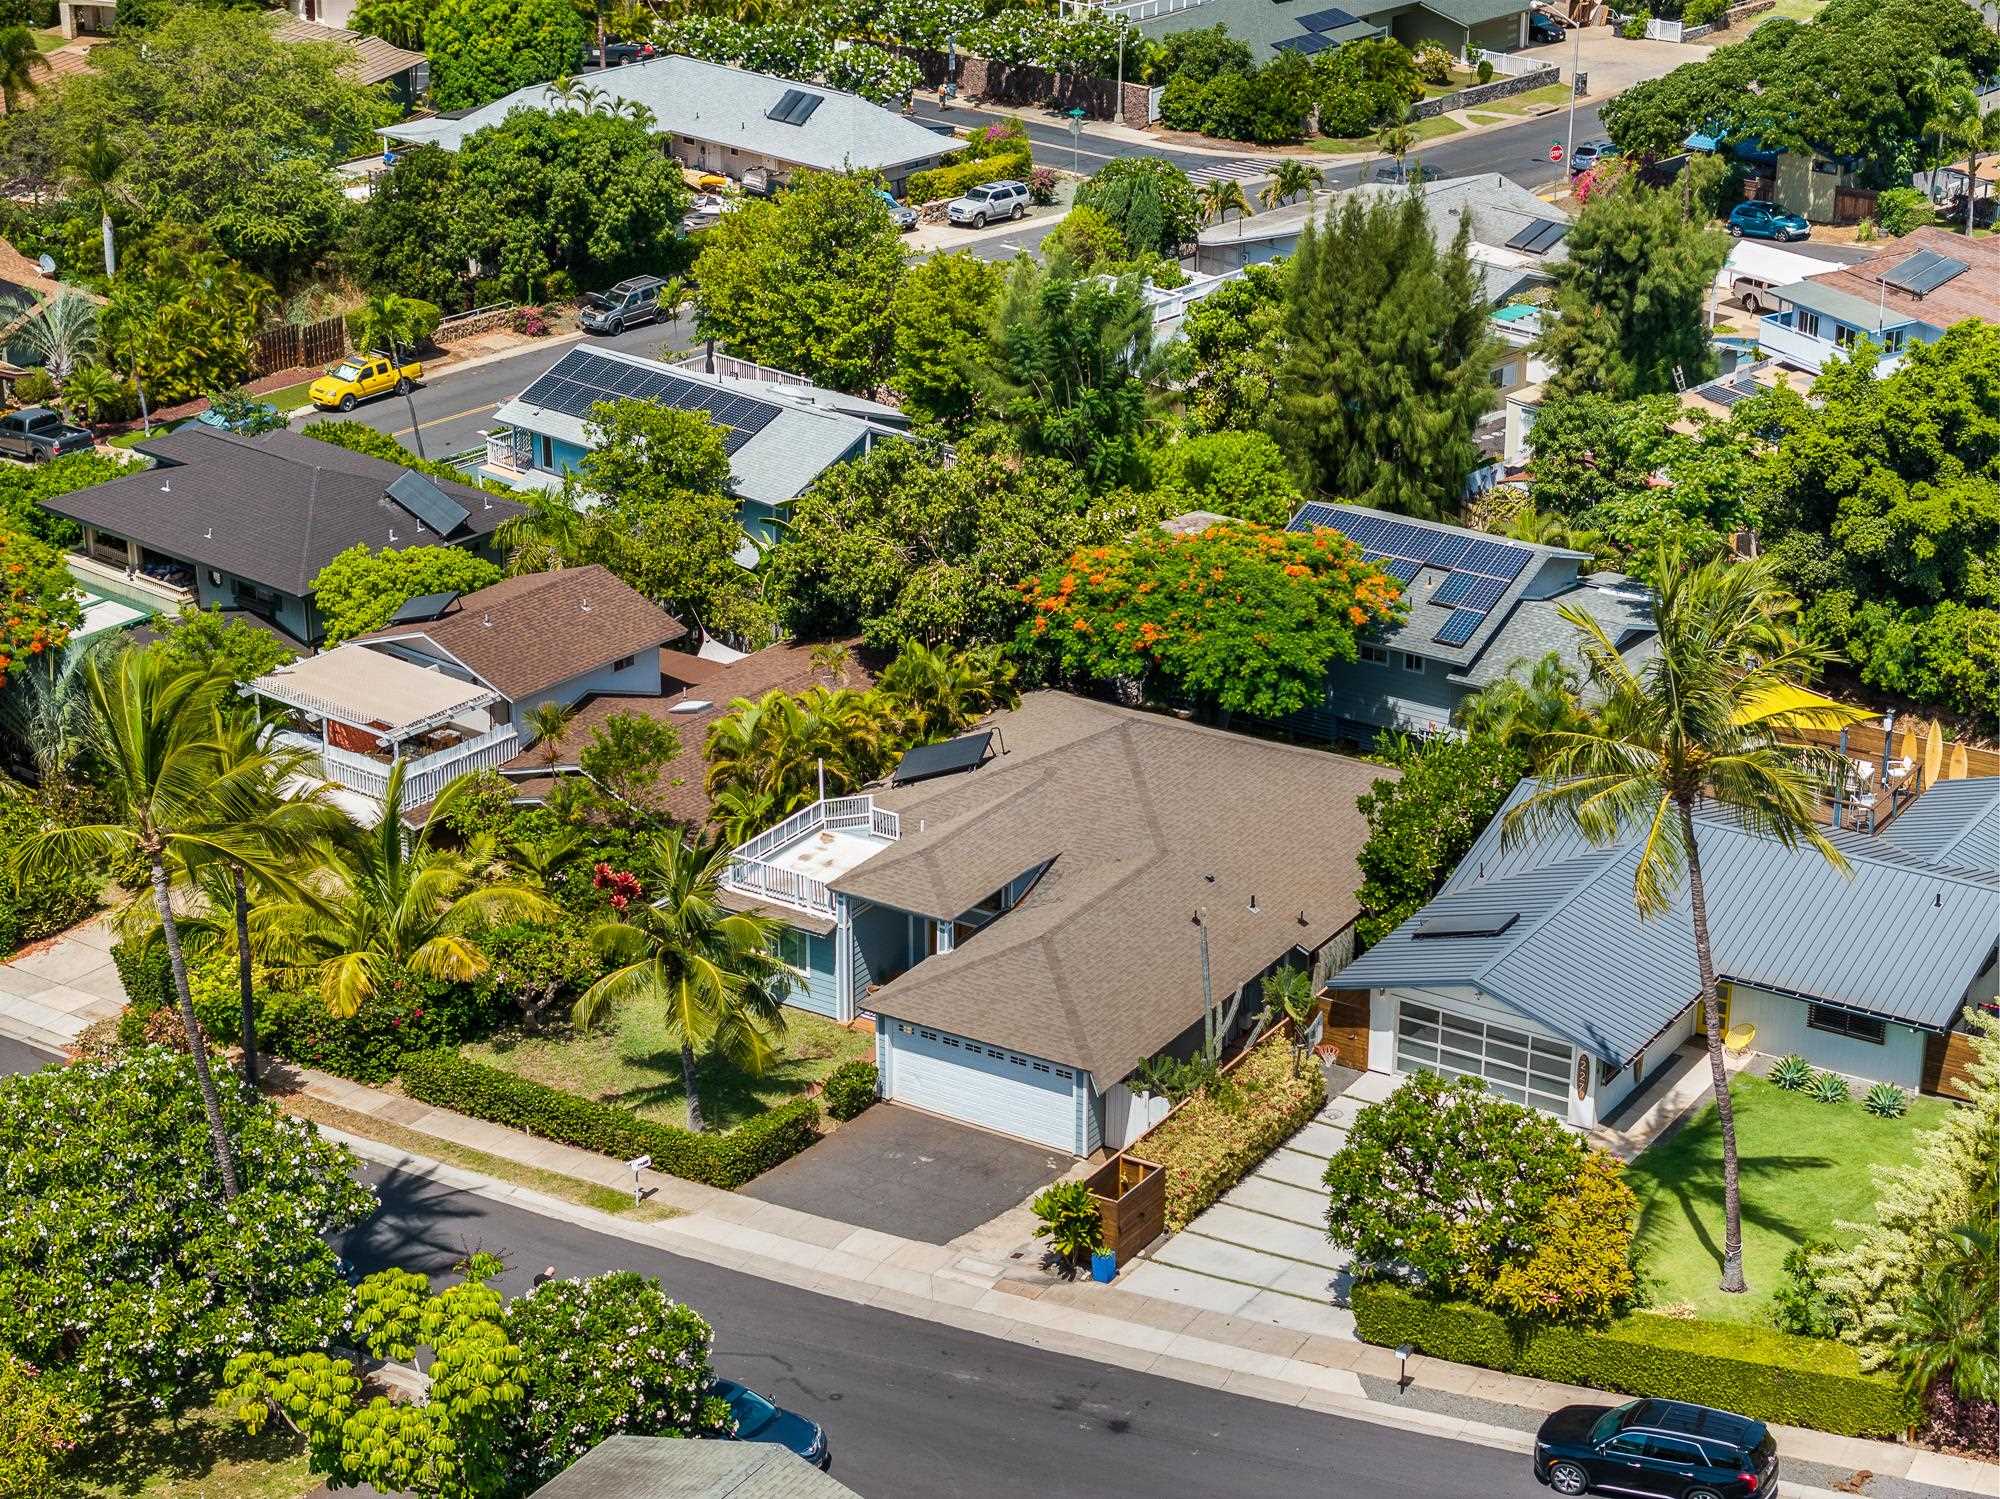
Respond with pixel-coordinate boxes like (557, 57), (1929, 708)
(0, 1047), (374, 1419)
(1015, 521), (1402, 718)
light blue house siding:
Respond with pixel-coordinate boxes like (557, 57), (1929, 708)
(777, 928), (842, 1018)
(1287, 647), (1462, 742)
(193, 563), (318, 645)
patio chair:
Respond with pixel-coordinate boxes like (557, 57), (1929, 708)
(1723, 1022), (1756, 1056)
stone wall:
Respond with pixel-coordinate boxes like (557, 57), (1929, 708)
(1410, 64), (1562, 121)
(1681, 0), (1776, 40)
(434, 305), (519, 344)
(905, 47), (1152, 127)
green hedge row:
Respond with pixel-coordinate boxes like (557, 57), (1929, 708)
(821, 1060), (877, 1122)
(398, 1049), (821, 1190)
(1352, 1282), (1914, 1438)
(906, 150), (1032, 207)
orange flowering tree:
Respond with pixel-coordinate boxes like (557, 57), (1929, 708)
(0, 527), (82, 690)
(1014, 522), (1403, 718)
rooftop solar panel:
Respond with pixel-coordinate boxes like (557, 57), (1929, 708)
(517, 350), (786, 449)
(1431, 572), (1507, 611)
(766, 88), (808, 123)
(787, 92), (823, 125)
(1457, 539), (1531, 581)
(1286, 500), (1343, 533)
(892, 731), (993, 785)
(1414, 910), (1520, 939)
(1294, 4), (1359, 27)
(1384, 557), (1421, 584)
(391, 590), (460, 625)
(1275, 31), (1333, 52)
(1504, 218), (1562, 252)
(1424, 534), (1473, 570)
(1434, 607), (1485, 647)
(387, 470), (470, 538)
(1882, 248), (1967, 297)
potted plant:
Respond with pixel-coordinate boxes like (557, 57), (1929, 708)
(1031, 1179), (1109, 1280)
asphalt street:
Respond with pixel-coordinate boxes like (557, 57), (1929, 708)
(343, 1161), (1549, 1499)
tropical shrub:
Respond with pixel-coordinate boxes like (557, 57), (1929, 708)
(1032, 1179), (1106, 1269)
(1142, 1029), (1324, 1231)
(1354, 734), (1527, 946)
(0, 800), (99, 954)
(0, 1352), (81, 1499)
(1129, 1051), (1229, 1105)
(1353, 1282), (1913, 1437)
(1808, 1071), (1851, 1105)
(1769, 1053), (1814, 1091)
(502, 1272), (729, 1490)
(1412, 43), (1453, 84)
(472, 921), (603, 1033)
(510, 305), (551, 337)
(1325, 1070), (1638, 1323)
(821, 1059), (878, 1122)
(0, 1047), (374, 1418)
(1772, 1240), (1855, 1340)
(905, 150), (1033, 207)
(1872, 187), (1933, 237)
(1682, 0), (1726, 24)
(1863, 1081), (1909, 1119)
(398, 1049), (820, 1188)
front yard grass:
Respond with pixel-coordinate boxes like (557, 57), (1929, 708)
(1472, 83), (1574, 115)
(462, 1003), (874, 1133)
(1310, 115), (1467, 154)
(55, 1402), (315, 1499)
(1622, 1073), (1949, 1324)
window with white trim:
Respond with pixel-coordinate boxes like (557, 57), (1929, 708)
(1359, 643), (1391, 665)
(1401, 652), (1425, 675)
(1395, 1000), (1572, 1115)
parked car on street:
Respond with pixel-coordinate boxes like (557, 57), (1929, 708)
(0, 406), (95, 461)
(1529, 10), (1566, 42)
(1569, 138), (1618, 176)
(711, 1379), (830, 1469)
(309, 352), (422, 412)
(1533, 1398), (1777, 1499)
(581, 275), (670, 335)
(874, 187), (918, 231)
(946, 179), (1029, 228)
(1728, 200), (1812, 242)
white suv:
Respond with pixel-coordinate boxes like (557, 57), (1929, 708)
(947, 180), (1029, 228)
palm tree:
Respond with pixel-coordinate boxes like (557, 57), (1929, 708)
(259, 764), (558, 1018)
(524, 699), (577, 771)
(808, 642), (851, 687)
(21, 292), (99, 392)
(1888, 1221), (1999, 1410)
(1958, 110), (2000, 236)
(502, 825), (584, 890)
(61, 362), (120, 428)
(574, 834), (793, 1132)
(101, 293), (162, 433)
(1199, 177), (1251, 227)
(874, 642), (1017, 743)
(64, 125), (128, 280)
(1452, 651), (1589, 768)
(496, 484), (593, 573)
(1376, 124), (1416, 177)
(1263, 963), (1318, 1069)
(1914, 57), (1975, 198)
(1260, 159), (1321, 209)
(10, 650), (300, 1199)
(0, 26), (47, 117)
(0, 630), (116, 819)
(1500, 547), (1850, 1295)
(710, 783), (780, 848)
(349, 292), (437, 459)
(703, 686), (894, 813)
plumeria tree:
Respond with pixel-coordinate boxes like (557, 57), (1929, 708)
(1015, 521), (1403, 719)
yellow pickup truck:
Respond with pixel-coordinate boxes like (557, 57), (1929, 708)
(309, 351), (423, 412)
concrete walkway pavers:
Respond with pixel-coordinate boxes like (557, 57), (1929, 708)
(0, 916), (124, 1050)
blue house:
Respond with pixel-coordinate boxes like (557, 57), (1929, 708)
(1282, 501), (1658, 741)
(1755, 230), (1997, 376)
(485, 347), (906, 556)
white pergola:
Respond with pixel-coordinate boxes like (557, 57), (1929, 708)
(250, 645), (497, 752)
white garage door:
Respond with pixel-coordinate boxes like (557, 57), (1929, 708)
(882, 1020), (1077, 1153)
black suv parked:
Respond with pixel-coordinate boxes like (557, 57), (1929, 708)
(1534, 1399), (1778, 1499)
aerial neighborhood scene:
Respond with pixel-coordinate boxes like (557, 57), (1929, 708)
(0, 0), (1996, 1492)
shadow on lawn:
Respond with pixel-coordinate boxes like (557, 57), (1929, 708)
(609, 1040), (834, 1131)
(1626, 1101), (1835, 1287)
(56, 1405), (306, 1498)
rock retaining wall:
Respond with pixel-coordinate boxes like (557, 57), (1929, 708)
(1411, 64), (1563, 120)
(905, 48), (1152, 127)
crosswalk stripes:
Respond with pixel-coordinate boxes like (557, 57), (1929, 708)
(1182, 159), (1273, 187)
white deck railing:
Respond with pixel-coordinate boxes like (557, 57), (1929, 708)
(282, 724), (520, 805)
(723, 795), (901, 917)
(1101, 0), (1209, 20)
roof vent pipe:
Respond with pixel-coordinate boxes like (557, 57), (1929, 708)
(1249, 893), (1259, 913)
(482, 611), (492, 627)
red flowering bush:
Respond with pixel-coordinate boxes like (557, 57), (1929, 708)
(591, 861), (643, 912)
(1014, 521), (1403, 718)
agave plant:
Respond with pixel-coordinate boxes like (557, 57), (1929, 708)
(1769, 1053), (1815, 1091)
(1862, 1081), (1909, 1119)
(1806, 1070), (1851, 1105)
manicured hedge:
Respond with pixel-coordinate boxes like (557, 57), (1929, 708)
(109, 940), (173, 1010)
(1140, 1031), (1326, 1232)
(398, 1050), (821, 1189)
(1352, 1282), (1914, 1438)
(906, 150), (1033, 207)
(821, 1060), (878, 1122)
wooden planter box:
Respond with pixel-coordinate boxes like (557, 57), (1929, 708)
(1085, 1154), (1165, 1260)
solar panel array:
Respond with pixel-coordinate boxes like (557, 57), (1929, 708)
(765, 88), (823, 126)
(391, 590), (461, 625)
(1293, 5), (1360, 28)
(1503, 218), (1569, 255)
(1289, 502), (1533, 650)
(1274, 31), (1334, 52)
(519, 349), (783, 456)
(1881, 248), (1967, 297)
(387, 470), (470, 538)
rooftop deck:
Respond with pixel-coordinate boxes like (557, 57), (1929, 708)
(723, 795), (901, 918)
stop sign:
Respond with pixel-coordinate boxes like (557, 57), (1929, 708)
(1550, 142), (1564, 163)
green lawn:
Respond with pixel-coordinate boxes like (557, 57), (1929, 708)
(1473, 83), (1574, 115)
(1311, 115), (1467, 154)
(1622, 1073), (1948, 1324)
(55, 1403), (315, 1499)
(33, 27), (67, 51)
(463, 1003), (874, 1132)
(261, 378), (320, 414)
(1753, 0), (1827, 23)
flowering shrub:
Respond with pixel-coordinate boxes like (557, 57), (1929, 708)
(0, 527), (82, 691)
(1028, 165), (1060, 205)
(591, 861), (644, 912)
(510, 305), (551, 337)
(0, 1352), (82, 1499)
(502, 1272), (730, 1489)
(0, 1047), (374, 1419)
(1141, 1030), (1324, 1231)
(1324, 1071), (1638, 1324)
(1015, 521), (1403, 718)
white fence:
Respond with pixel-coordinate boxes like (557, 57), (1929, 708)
(1644, 16), (1684, 39)
(722, 795), (902, 917)
(1471, 48), (1551, 77)
(283, 724), (521, 805)
(1102, 0), (1210, 19)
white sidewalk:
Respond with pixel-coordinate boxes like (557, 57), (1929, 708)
(0, 916), (122, 1050)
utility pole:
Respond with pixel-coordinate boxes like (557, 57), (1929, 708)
(1196, 909), (1215, 1059)
(1563, 23), (1582, 179)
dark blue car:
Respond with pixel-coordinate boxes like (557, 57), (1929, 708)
(713, 1379), (830, 1470)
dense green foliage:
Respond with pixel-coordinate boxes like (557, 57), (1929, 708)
(147, 605), (297, 684)
(0, 452), (120, 548)
(1353, 734), (1527, 947)
(1016, 521), (1403, 719)
(692, 170), (905, 394)
(821, 1059), (879, 1121)
(0, 1351), (81, 1499)
(904, 147), (1033, 208)
(425, 0), (584, 110)
(0, 527), (82, 690)
(1072, 156), (1202, 258)
(1353, 1282), (1913, 1437)
(1147, 429), (1302, 526)
(1312, 36), (1420, 137)
(311, 542), (503, 645)
(1275, 192), (1494, 520)
(1326, 1072), (1639, 1323)
(1157, 33), (1317, 143)
(1158, 261), (1285, 438)
(890, 252), (1005, 427)
(399, 1048), (822, 1188)
(0, 797), (100, 953)
(0, 1048), (374, 1418)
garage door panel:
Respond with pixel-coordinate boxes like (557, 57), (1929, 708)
(1395, 999), (1572, 1116)
(884, 1021), (1076, 1153)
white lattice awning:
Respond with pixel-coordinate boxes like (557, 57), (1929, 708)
(251, 645), (496, 736)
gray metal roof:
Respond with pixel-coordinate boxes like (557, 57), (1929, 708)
(1137, 0), (1526, 59)
(527, 1437), (858, 1497)
(380, 54), (953, 174)
(1335, 778), (2000, 1060)
(1770, 278), (1923, 333)
(1879, 777), (2000, 875)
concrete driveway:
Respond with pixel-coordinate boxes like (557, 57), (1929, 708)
(740, 1102), (1068, 1246)
(0, 916), (125, 1052)
(1513, 29), (1712, 100)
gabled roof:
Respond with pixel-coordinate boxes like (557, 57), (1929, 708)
(527, 1434), (858, 1498)
(354, 565), (685, 703)
(847, 693), (1385, 1083)
(40, 427), (522, 597)
(1335, 778), (2000, 1060)
(378, 53), (952, 173)
(1878, 777), (2000, 875)
(270, 16), (425, 86)
(1771, 228), (2000, 333)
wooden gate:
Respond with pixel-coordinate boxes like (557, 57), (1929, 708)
(1320, 988), (1371, 1070)
(1922, 1026), (1982, 1100)
(251, 314), (349, 377)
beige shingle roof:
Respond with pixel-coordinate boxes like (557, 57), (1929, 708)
(270, 16), (425, 86)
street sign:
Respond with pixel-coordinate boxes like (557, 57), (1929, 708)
(1549, 141), (1564, 163)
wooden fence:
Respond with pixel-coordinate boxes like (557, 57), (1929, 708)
(1778, 718), (1999, 781)
(251, 314), (348, 378)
